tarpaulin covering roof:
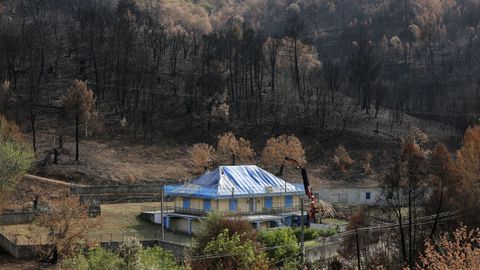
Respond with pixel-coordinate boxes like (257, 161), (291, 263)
(165, 165), (304, 199)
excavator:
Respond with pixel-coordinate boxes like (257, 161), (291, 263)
(285, 157), (335, 223)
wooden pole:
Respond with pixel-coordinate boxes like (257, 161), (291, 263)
(356, 226), (361, 270)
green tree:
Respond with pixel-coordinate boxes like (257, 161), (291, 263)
(258, 227), (299, 267)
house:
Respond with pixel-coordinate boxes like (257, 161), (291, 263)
(153, 165), (305, 235)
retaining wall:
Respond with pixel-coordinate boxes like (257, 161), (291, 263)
(305, 241), (339, 262)
(71, 185), (175, 204)
(0, 232), (37, 259)
(0, 211), (37, 225)
(71, 185), (166, 195)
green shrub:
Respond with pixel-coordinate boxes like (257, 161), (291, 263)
(0, 115), (34, 190)
(258, 228), (300, 267)
(86, 248), (122, 270)
(62, 241), (180, 270)
(200, 228), (269, 270)
(62, 254), (89, 270)
(140, 246), (181, 270)
(118, 238), (142, 270)
(293, 227), (338, 242)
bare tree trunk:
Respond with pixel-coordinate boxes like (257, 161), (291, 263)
(75, 113), (79, 161)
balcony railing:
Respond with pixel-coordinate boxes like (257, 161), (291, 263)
(172, 205), (302, 216)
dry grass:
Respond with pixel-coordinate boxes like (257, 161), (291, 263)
(0, 202), (190, 246)
(26, 98), (459, 189)
(33, 128), (192, 185)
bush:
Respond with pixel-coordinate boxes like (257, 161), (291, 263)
(293, 227), (338, 242)
(361, 151), (372, 174)
(118, 238), (142, 270)
(62, 254), (89, 270)
(258, 227), (299, 266)
(86, 248), (122, 270)
(140, 246), (181, 270)
(194, 212), (257, 255)
(0, 115), (34, 190)
(201, 229), (269, 270)
(333, 145), (353, 172)
(62, 242), (180, 270)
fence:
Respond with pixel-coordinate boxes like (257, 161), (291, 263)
(173, 205), (302, 216)
(141, 204), (302, 217)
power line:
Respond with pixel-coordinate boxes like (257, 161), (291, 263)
(181, 210), (460, 262)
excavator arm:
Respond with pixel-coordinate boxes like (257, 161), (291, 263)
(285, 157), (318, 221)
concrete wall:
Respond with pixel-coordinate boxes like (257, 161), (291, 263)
(0, 232), (37, 259)
(0, 212), (37, 225)
(305, 241), (339, 262)
(170, 218), (189, 234)
(169, 218), (201, 235)
(314, 188), (382, 206)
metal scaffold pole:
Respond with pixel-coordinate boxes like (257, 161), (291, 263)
(300, 197), (305, 266)
(161, 185), (165, 241)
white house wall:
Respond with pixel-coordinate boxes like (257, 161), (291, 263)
(314, 188), (383, 206)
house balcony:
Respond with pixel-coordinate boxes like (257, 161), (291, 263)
(141, 205), (301, 217)
(171, 205), (301, 217)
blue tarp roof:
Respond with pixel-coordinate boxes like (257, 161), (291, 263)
(165, 165), (304, 199)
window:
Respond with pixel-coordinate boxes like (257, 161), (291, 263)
(285, 195), (293, 208)
(183, 197), (190, 209)
(204, 199), (211, 211)
(264, 196), (272, 209)
(366, 192), (371, 200)
(229, 199), (238, 211)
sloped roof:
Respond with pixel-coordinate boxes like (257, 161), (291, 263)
(166, 165), (304, 199)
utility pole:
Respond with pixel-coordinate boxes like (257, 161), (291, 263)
(160, 185), (165, 241)
(300, 197), (305, 266)
(356, 226), (361, 270)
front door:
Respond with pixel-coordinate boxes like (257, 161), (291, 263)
(248, 198), (255, 213)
